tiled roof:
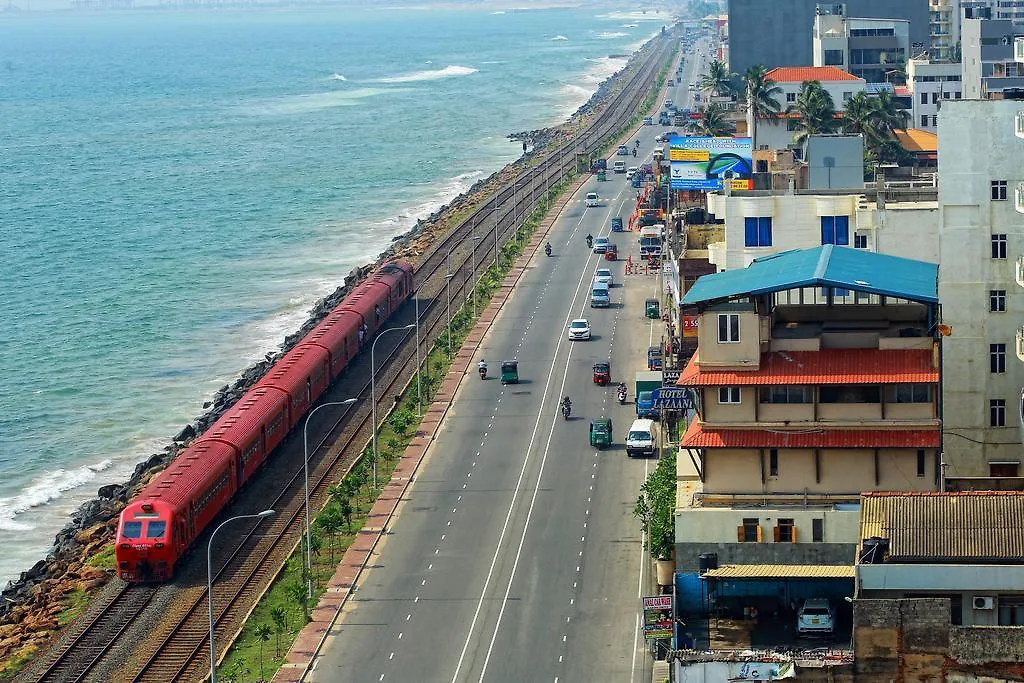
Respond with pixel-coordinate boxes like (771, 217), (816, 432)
(678, 349), (938, 386)
(681, 421), (941, 449)
(859, 492), (1024, 562)
(895, 128), (938, 153)
(702, 564), (855, 580)
(765, 66), (862, 83)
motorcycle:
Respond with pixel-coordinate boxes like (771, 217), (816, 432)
(585, 235), (593, 249)
(632, 148), (637, 157)
(561, 401), (571, 420)
(478, 365), (487, 380)
(544, 243), (552, 256)
(617, 384), (627, 405)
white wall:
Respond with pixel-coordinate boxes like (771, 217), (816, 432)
(908, 59), (963, 133)
(937, 99), (1024, 478)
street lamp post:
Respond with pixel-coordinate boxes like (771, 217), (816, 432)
(208, 509), (274, 683)
(445, 235), (481, 359)
(302, 398), (356, 598)
(414, 290), (422, 415)
(371, 323), (416, 488)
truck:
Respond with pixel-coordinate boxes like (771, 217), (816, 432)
(635, 371), (662, 420)
(639, 224), (664, 260)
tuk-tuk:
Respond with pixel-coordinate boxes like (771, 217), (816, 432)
(611, 217), (624, 232)
(605, 244), (618, 261)
(589, 418), (613, 449)
(597, 170), (607, 181)
(593, 361), (611, 386)
(645, 298), (660, 319)
(500, 360), (519, 385)
(647, 346), (663, 371)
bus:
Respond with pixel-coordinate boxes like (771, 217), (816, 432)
(639, 224), (664, 260)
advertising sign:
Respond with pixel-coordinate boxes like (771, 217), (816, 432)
(650, 387), (695, 411)
(727, 662), (796, 680)
(682, 315), (700, 338)
(642, 595), (673, 640)
(668, 135), (753, 191)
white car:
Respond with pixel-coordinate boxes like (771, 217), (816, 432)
(626, 166), (638, 179)
(594, 267), (614, 286)
(567, 318), (591, 341)
(585, 192), (599, 207)
(797, 599), (835, 635)
(592, 236), (610, 253)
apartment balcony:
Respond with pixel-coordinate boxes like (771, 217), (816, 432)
(1016, 182), (1024, 214)
(1017, 110), (1024, 139)
(1016, 36), (1024, 63)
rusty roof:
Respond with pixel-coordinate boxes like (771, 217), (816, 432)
(765, 66), (863, 82)
(682, 421), (940, 449)
(859, 492), (1024, 562)
(702, 564), (855, 580)
(678, 349), (938, 386)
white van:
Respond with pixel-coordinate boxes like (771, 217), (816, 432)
(613, 159), (626, 173)
(626, 419), (657, 457)
(590, 281), (611, 308)
(585, 192), (599, 207)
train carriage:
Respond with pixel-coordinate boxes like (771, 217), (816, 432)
(254, 344), (330, 430)
(302, 310), (360, 380)
(203, 387), (290, 484)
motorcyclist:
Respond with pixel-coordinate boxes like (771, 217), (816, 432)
(635, 140), (640, 149)
(561, 396), (572, 411)
(544, 241), (552, 255)
(585, 233), (593, 249)
(478, 359), (487, 374)
(632, 148), (637, 157)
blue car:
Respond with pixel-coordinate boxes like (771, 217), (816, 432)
(636, 391), (660, 420)
(611, 217), (624, 232)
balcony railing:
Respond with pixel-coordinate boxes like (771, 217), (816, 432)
(1017, 326), (1024, 362)
(1017, 256), (1024, 289)
(1016, 36), (1024, 63)
(1016, 182), (1024, 214)
(1017, 110), (1024, 139)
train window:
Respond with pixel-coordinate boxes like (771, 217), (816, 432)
(122, 521), (143, 539)
(146, 521), (167, 539)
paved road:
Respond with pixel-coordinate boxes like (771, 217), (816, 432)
(310, 123), (671, 681)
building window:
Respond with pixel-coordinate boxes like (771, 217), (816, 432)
(854, 233), (868, 249)
(842, 91), (852, 102)
(931, 115), (938, 127)
(775, 518), (795, 542)
(718, 386), (741, 404)
(759, 386), (811, 404)
(990, 289), (1007, 312)
(812, 518), (824, 542)
(885, 384), (933, 403)
(820, 216), (850, 245)
(992, 180), (1008, 200)
(955, 91), (961, 99)
(943, 90), (951, 99)
(991, 398), (1007, 427)
(998, 596), (1024, 626)
(744, 217), (773, 247)
(921, 114), (929, 127)
(786, 92), (796, 103)
(820, 385), (881, 403)
(991, 343), (1007, 373)
(824, 49), (844, 66)
(740, 518), (761, 542)
(932, 92), (939, 104)
(990, 461), (1020, 477)
(769, 448), (779, 476)
(992, 234), (1007, 259)
(917, 449), (927, 477)
(921, 91), (928, 104)
(717, 313), (740, 343)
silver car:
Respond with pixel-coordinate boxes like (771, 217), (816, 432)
(797, 599), (835, 635)
(594, 268), (614, 286)
(567, 318), (591, 341)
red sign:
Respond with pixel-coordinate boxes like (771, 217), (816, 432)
(682, 315), (699, 338)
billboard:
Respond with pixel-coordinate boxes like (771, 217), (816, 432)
(668, 135), (753, 191)
(642, 595), (673, 640)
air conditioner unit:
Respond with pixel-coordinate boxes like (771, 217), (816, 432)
(974, 596), (995, 610)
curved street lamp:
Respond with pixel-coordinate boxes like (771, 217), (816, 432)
(445, 235), (481, 359)
(371, 324), (416, 488)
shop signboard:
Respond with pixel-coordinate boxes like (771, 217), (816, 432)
(642, 595), (673, 640)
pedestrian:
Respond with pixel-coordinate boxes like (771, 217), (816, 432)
(358, 328), (365, 346)
(375, 304), (381, 322)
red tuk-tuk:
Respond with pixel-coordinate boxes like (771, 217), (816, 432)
(604, 243), (618, 261)
(593, 361), (611, 386)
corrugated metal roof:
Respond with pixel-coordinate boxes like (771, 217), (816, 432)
(765, 66), (862, 83)
(702, 564), (855, 579)
(681, 421), (940, 449)
(895, 128), (938, 153)
(681, 245), (939, 306)
(859, 492), (1024, 562)
(678, 349), (938, 386)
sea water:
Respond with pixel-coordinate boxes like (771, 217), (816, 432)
(0, 5), (672, 585)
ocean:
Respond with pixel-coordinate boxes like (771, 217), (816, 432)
(0, 3), (671, 586)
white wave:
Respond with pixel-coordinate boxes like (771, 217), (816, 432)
(373, 65), (478, 84)
(491, 10), (504, 14)
(550, 35), (568, 41)
(622, 23), (639, 28)
(0, 459), (113, 531)
(596, 31), (627, 39)
(329, 73), (347, 81)
(247, 87), (386, 116)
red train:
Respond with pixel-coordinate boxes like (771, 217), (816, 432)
(115, 261), (414, 581)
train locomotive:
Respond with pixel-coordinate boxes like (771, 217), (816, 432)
(115, 261), (414, 581)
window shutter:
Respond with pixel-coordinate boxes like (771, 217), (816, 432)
(759, 217), (773, 247)
(792, 526), (798, 543)
(756, 525), (763, 543)
(737, 525), (745, 542)
(835, 216), (849, 245)
(820, 216), (833, 245)
(773, 525), (781, 543)
(744, 217), (758, 247)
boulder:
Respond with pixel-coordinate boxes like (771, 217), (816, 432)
(173, 424), (195, 442)
(96, 483), (125, 501)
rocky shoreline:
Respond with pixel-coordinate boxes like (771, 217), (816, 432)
(0, 41), (648, 668)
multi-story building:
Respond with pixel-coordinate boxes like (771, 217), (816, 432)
(813, 6), (911, 83)
(939, 98), (1024, 483)
(727, 0), (929, 75)
(674, 245), (942, 582)
(962, 17), (1024, 98)
(907, 57), (963, 130)
(929, 0), (958, 61)
(752, 67), (866, 151)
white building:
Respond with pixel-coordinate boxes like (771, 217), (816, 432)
(753, 67), (867, 152)
(907, 58), (963, 131)
(930, 0), (959, 62)
(962, 18), (1024, 99)
(813, 8), (911, 83)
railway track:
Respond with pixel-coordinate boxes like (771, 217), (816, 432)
(28, 36), (674, 683)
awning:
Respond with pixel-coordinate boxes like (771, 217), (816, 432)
(702, 564), (855, 580)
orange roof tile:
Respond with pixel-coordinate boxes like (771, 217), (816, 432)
(681, 422), (941, 449)
(895, 128), (938, 153)
(678, 349), (937, 386)
(765, 66), (862, 83)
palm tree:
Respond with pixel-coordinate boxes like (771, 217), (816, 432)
(286, 579), (310, 623)
(689, 102), (736, 137)
(698, 59), (735, 97)
(870, 90), (910, 135)
(316, 505), (344, 564)
(270, 606), (287, 658)
(742, 65), (782, 150)
(787, 80), (840, 144)
(254, 623), (272, 681)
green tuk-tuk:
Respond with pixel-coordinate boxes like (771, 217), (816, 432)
(500, 360), (519, 385)
(597, 170), (607, 181)
(589, 418), (613, 449)
(645, 298), (660, 319)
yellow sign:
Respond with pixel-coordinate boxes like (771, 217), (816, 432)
(730, 178), (752, 191)
(670, 148), (709, 162)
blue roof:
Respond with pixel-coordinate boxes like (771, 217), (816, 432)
(682, 245), (938, 305)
